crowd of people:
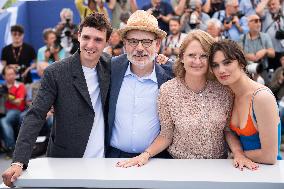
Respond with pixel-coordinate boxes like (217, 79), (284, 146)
(0, 0), (283, 187)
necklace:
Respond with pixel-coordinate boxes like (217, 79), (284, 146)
(12, 45), (23, 63)
(184, 80), (208, 95)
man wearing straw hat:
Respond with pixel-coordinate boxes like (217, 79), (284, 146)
(106, 10), (173, 158)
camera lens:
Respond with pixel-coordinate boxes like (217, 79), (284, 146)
(152, 9), (161, 18)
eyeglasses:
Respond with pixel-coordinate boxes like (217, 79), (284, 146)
(126, 38), (155, 48)
(187, 53), (208, 62)
(249, 19), (261, 23)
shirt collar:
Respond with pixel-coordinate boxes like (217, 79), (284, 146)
(124, 62), (157, 83)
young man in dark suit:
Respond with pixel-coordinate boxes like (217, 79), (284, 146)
(2, 12), (113, 187)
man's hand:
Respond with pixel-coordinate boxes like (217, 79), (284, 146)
(156, 54), (169, 65)
(2, 165), (23, 187)
(172, 47), (180, 55)
(255, 49), (267, 61)
(146, 8), (154, 15)
(278, 71), (284, 85)
(232, 16), (240, 25)
(44, 50), (51, 60)
(246, 53), (258, 62)
(21, 68), (30, 78)
(191, 11), (201, 24)
(223, 21), (232, 30)
(163, 47), (172, 56)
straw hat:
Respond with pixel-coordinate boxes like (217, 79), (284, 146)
(117, 10), (167, 39)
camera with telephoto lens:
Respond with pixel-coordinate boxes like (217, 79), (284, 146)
(16, 64), (27, 75)
(234, 11), (244, 19)
(0, 84), (7, 115)
(63, 18), (72, 37)
(0, 84), (8, 96)
(246, 62), (263, 74)
(224, 11), (244, 24)
(187, 4), (198, 28)
(152, 7), (161, 18)
(224, 16), (233, 24)
(275, 29), (284, 40)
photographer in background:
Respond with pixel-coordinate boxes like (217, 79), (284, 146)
(269, 53), (284, 100)
(269, 53), (284, 149)
(37, 28), (66, 65)
(161, 16), (186, 61)
(239, 14), (275, 84)
(212, 0), (249, 41)
(172, 0), (211, 16)
(75, 0), (109, 21)
(142, 0), (174, 34)
(180, 0), (210, 33)
(206, 18), (224, 41)
(107, 0), (137, 29)
(55, 8), (77, 57)
(257, 0), (284, 70)
(246, 62), (265, 84)
(103, 29), (124, 56)
(0, 65), (26, 159)
(202, 0), (225, 17)
(1, 25), (36, 84)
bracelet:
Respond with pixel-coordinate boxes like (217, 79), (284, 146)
(11, 162), (24, 169)
(143, 150), (152, 158)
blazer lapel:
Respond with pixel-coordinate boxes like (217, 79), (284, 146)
(110, 55), (129, 106)
(71, 51), (93, 110)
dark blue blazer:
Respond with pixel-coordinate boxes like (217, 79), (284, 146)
(106, 54), (173, 150)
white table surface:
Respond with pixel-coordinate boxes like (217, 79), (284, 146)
(14, 158), (284, 189)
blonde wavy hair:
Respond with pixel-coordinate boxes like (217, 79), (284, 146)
(174, 29), (215, 79)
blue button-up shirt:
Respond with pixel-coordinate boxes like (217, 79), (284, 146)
(110, 64), (160, 153)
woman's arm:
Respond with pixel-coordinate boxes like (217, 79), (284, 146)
(244, 91), (279, 164)
(116, 135), (171, 168)
(225, 130), (259, 170)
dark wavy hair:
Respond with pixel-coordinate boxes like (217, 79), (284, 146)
(79, 12), (113, 41)
(208, 39), (247, 71)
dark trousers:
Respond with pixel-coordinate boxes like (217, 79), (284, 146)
(106, 146), (172, 159)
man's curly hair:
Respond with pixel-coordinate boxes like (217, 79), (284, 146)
(79, 12), (113, 41)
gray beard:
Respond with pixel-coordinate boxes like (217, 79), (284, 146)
(127, 53), (156, 69)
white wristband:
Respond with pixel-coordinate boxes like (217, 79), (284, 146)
(11, 162), (24, 169)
